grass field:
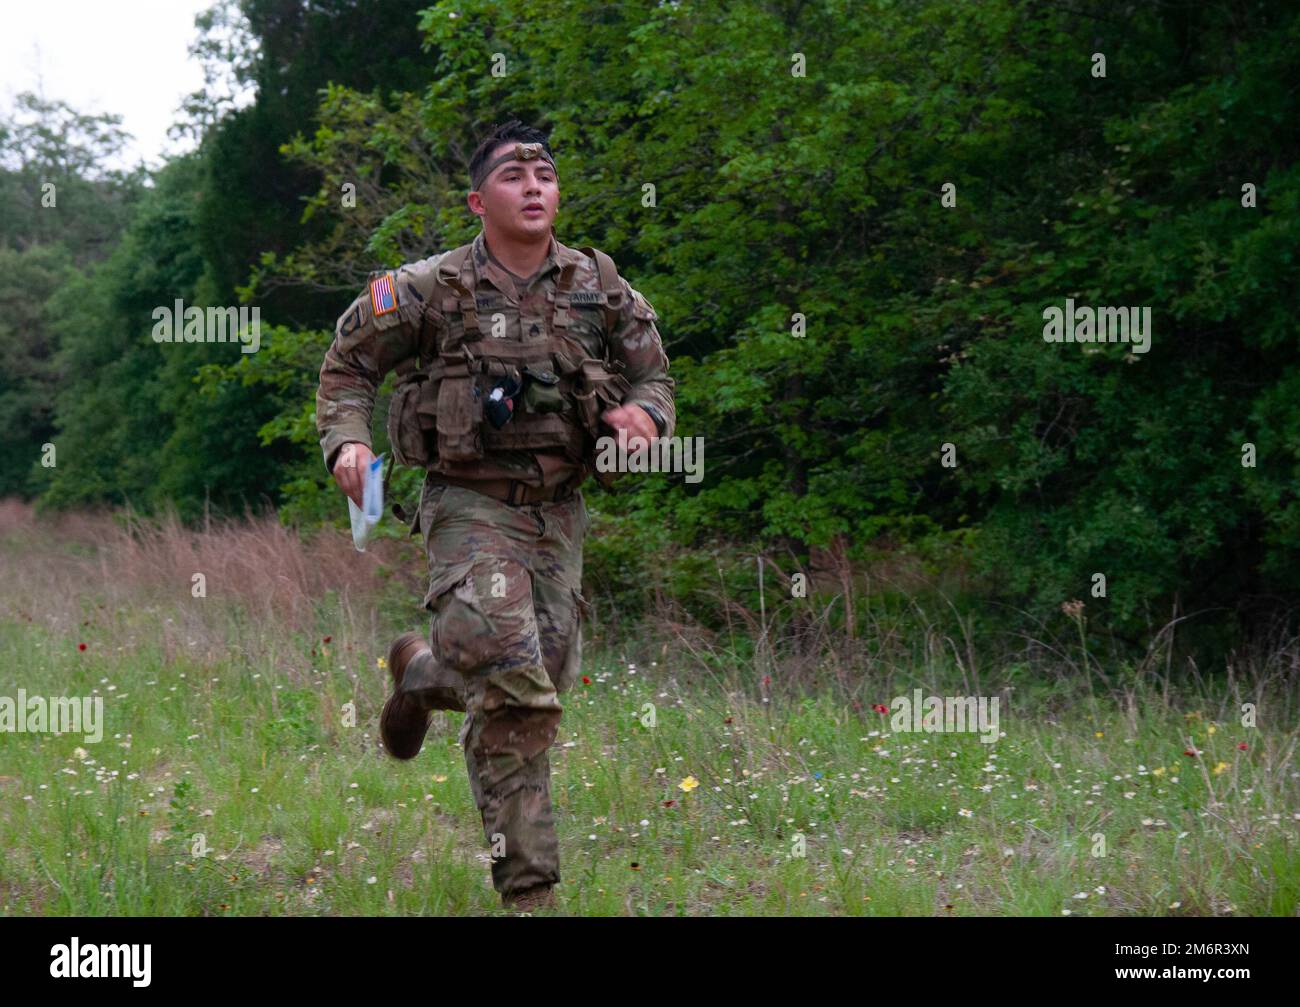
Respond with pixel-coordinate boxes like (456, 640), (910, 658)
(1, 503), (1297, 916)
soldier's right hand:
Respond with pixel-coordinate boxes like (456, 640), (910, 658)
(332, 441), (375, 508)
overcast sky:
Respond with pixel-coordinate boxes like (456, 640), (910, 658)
(1, 0), (250, 173)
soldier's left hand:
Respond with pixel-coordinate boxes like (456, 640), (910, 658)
(600, 403), (657, 449)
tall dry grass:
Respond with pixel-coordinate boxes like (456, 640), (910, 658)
(634, 529), (1300, 727)
(0, 498), (425, 678)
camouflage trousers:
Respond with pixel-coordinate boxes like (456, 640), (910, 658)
(416, 474), (591, 898)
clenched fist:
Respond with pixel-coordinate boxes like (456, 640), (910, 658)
(332, 441), (375, 508)
(600, 403), (657, 451)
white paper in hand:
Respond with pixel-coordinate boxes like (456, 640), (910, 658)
(348, 453), (384, 551)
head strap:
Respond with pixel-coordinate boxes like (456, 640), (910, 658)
(472, 142), (558, 191)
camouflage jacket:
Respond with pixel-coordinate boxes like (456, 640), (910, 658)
(316, 229), (676, 489)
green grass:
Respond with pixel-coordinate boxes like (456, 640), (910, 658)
(0, 514), (1297, 916)
(2, 614), (1297, 916)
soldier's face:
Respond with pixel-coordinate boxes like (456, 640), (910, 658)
(472, 142), (559, 240)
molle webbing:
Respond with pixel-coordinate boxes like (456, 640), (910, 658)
(413, 241), (632, 463)
(436, 245), (481, 337)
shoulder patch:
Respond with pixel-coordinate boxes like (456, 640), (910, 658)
(630, 289), (658, 321)
(369, 271), (399, 317)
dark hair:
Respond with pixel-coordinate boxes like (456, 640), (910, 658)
(468, 119), (553, 189)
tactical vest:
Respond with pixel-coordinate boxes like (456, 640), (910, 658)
(385, 242), (633, 482)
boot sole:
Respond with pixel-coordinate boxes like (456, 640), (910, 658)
(380, 633), (434, 760)
(380, 691), (431, 760)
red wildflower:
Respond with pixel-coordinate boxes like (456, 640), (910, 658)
(762, 675), (771, 687)
(323, 635), (332, 644)
(1237, 742), (1248, 751)
(1183, 748), (1199, 757)
(662, 799), (676, 808)
(582, 675), (591, 686)
(77, 643), (86, 652)
(873, 703), (889, 714)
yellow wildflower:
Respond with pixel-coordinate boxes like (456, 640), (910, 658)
(678, 775), (699, 793)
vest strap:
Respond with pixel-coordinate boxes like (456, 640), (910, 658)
(436, 245), (480, 337)
(550, 261), (579, 331)
(578, 245), (624, 334)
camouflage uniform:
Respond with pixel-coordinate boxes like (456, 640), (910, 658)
(315, 228), (675, 900)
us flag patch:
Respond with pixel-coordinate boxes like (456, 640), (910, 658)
(369, 272), (398, 316)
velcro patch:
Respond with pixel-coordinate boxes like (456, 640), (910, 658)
(369, 272), (399, 316)
(568, 291), (608, 305)
(630, 289), (658, 321)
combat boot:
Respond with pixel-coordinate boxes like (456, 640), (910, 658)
(379, 632), (465, 760)
(503, 883), (559, 913)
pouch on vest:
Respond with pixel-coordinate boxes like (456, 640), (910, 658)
(521, 363), (565, 414)
(571, 358), (633, 436)
(436, 370), (484, 462)
(387, 372), (436, 468)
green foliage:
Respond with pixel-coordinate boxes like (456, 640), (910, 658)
(258, 687), (322, 751)
(0, 90), (148, 497)
(193, 0), (438, 317)
(0, 244), (72, 496)
(167, 777), (197, 840)
(0, 90), (146, 261)
(38, 154), (288, 520)
(7, 0), (1299, 646)
(935, 4), (1300, 632)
